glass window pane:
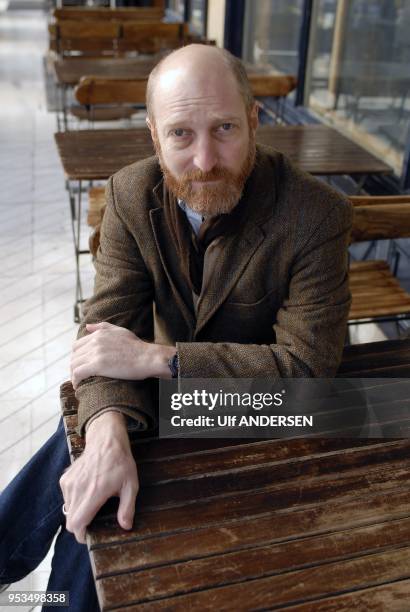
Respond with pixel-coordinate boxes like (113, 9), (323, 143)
(306, 0), (410, 176)
(243, 0), (304, 74)
(190, 0), (207, 36)
(167, 0), (185, 18)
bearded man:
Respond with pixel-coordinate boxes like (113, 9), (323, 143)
(0, 45), (351, 610)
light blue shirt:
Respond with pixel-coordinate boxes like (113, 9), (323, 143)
(177, 200), (204, 236)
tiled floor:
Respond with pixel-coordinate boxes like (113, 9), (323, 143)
(0, 8), (94, 607)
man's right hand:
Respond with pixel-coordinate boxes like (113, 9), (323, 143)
(59, 411), (139, 544)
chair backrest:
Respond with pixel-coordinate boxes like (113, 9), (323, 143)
(50, 21), (121, 54)
(50, 20), (188, 56)
(53, 7), (165, 22)
(75, 77), (147, 106)
(350, 195), (410, 206)
(120, 21), (188, 53)
(350, 196), (410, 243)
(248, 74), (297, 98)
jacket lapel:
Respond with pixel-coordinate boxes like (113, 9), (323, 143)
(195, 147), (278, 335)
(194, 222), (265, 337)
(149, 202), (196, 331)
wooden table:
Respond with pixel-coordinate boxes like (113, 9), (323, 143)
(55, 124), (392, 180)
(61, 338), (410, 611)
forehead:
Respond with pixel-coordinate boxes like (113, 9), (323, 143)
(152, 64), (247, 127)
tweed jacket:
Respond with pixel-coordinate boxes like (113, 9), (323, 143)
(76, 144), (352, 434)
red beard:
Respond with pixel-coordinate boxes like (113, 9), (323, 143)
(152, 130), (256, 216)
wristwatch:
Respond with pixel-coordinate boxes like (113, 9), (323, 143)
(168, 352), (179, 378)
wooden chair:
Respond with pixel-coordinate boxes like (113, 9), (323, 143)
(248, 74), (297, 123)
(248, 74), (297, 97)
(349, 195), (410, 325)
(53, 7), (165, 22)
(75, 76), (147, 106)
(73, 76), (147, 124)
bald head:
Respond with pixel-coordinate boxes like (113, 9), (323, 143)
(146, 44), (254, 122)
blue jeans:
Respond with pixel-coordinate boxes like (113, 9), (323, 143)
(0, 419), (100, 611)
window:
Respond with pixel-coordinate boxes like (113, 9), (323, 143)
(166, 0), (185, 19)
(242, 0), (304, 74)
(189, 0), (208, 36)
(306, 0), (410, 176)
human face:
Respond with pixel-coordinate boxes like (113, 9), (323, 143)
(147, 65), (258, 215)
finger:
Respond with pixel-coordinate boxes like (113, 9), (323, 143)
(72, 334), (95, 353)
(67, 492), (105, 544)
(86, 322), (111, 331)
(71, 363), (96, 389)
(70, 351), (94, 372)
(117, 480), (138, 530)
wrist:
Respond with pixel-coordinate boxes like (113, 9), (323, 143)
(151, 344), (177, 378)
(85, 410), (128, 444)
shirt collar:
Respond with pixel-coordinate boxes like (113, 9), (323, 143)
(177, 200), (204, 236)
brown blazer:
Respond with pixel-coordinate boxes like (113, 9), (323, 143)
(76, 145), (352, 434)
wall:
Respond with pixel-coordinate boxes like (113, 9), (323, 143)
(206, 0), (225, 47)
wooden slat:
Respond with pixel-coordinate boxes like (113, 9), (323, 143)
(88, 186), (106, 227)
(53, 7), (164, 21)
(98, 518), (410, 607)
(350, 194), (410, 206)
(57, 20), (120, 40)
(118, 548), (410, 611)
(248, 73), (297, 97)
(351, 203), (410, 242)
(92, 488), (410, 578)
(53, 57), (157, 86)
(88, 460), (410, 545)
(340, 337), (410, 366)
(75, 77), (147, 106)
(95, 443), (410, 513)
(120, 22), (187, 53)
(349, 261), (410, 321)
(122, 21), (186, 40)
(285, 579), (410, 611)
(70, 105), (137, 121)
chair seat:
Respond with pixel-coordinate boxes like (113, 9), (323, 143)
(349, 260), (410, 321)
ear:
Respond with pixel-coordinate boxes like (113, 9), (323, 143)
(249, 102), (259, 134)
(146, 116), (154, 134)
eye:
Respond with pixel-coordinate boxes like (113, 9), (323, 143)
(170, 128), (188, 137)
(220, 123), (234, 131)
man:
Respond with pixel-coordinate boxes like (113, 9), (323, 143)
(0, 44), (351, 608)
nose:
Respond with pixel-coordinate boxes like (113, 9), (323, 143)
(193, 134), (218, 173)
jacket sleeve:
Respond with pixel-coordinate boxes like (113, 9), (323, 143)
(75, 177), (157, 435)
(176, 200), (352, 379)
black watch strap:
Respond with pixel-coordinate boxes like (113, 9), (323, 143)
(168, 352), (179, 378)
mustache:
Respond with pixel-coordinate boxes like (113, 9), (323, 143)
(179, 166), (235, 183)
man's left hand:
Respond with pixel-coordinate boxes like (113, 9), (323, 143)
(71, 322), (174, 388)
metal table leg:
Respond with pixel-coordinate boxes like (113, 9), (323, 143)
(68, 179), (90, 323)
